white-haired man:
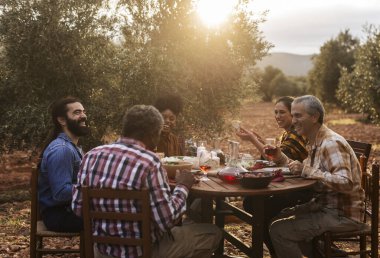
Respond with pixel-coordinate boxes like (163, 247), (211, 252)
(269, 95), (364, 258)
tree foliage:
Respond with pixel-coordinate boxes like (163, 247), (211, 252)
(0, 0), (121, 151)
(308, 30), (359, 104)
(0, 0), (270, 152)
(337, 26), (380, 123)
(258, 66), (306, 101)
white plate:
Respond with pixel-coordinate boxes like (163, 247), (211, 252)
(252, 167), (291, 174)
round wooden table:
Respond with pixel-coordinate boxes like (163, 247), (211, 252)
(189, 176), (317, 258)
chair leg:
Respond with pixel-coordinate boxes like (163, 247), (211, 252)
(324, 233), (332, 258)
(36, 236), (42, 258)
(359, 235), (366, 258)
(30, 233), (36, 258)
(312, 237), (322, 258)
(80, 231), (85, 258)
(215, 199), (226, 255)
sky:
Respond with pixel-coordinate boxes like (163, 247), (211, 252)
(249, 0), (380, 55)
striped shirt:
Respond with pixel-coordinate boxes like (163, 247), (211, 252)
(279, 129), (308, 162)
(72, 137), (188, 258)
(301, 125), (365, 222)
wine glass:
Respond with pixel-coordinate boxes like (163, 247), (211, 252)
(264, 138), (277, 166)
(199, 151), (211, 181)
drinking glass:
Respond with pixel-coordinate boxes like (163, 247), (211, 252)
(264, 138), (277, 166)
(231, 120), (241, 132)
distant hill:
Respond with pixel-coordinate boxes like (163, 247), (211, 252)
(256, 52), (314, 77)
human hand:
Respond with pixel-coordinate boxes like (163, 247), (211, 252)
(162, 124), (171, 133)
(175, 170), (195, 190)
(288, 160), (303, 175)
(263, 144), (281, 161)
(236, 126), (255, 142)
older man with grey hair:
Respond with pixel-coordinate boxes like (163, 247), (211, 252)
(72, 105), (222, 258)
(269, 95), (364, 258)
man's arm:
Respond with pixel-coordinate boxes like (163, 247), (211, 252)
(147, 163), (189, 232)
(46, 146), (76, 203)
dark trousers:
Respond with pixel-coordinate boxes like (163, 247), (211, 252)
(243, 189), (313, 255)
(41, 205), (83, 232)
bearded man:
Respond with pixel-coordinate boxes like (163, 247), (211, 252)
(38, 96), (89, 232)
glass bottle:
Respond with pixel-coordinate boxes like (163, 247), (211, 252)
(212, 138), (226, 165)
(218, 140), (247, 183)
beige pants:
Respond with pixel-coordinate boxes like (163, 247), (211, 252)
(94, 222), (222, 258)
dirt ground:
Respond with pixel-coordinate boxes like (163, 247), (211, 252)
(0, 101), (379, 257)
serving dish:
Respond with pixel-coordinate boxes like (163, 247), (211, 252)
(162, 161), (193, 179)
(239, 173), (273, 189)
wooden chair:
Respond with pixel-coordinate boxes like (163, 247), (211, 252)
(347, 140), (372, 219)
(81, 186), (152, 258)
(314, 162), (379, 258)
(30, 166), (84, 258)
(347, 140), (372, 167)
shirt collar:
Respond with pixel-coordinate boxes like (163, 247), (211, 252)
(117, 137), (146, 149)
(309, 124), (329, 149)
(57, 132), (74, 144)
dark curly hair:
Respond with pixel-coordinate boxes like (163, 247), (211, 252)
(154, 94), (183, 116)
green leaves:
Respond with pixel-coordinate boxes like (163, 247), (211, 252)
(308, 30), (359, 104)
(337, 26), (380, 123)
(0, 0), (270, 152)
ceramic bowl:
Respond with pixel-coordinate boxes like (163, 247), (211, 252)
(239, 173), (272, 189)
(162, 161), (193, 179)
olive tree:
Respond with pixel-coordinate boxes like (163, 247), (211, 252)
(308, 30), (358, 104)
(337, 26), (380, 123)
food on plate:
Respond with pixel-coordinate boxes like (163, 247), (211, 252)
(242, 172), (265, 178)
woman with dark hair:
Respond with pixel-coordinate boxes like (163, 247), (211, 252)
(237, 96), (307, 162)
(237, 96), (311, 257)
(154, 94), (185, 157)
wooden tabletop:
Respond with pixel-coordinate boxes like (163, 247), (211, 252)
(188, 175), (317, 258)
(190, 176), (316, 197)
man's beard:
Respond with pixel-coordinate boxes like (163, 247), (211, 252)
(66, 117), (90, 137)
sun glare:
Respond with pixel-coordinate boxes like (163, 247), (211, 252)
(196, 0), (237, 27)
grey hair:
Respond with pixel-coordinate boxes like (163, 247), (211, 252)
(293, 95), (325, 124)
(122, 105), (164, 138)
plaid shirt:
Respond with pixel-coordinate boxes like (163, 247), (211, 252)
(302, 125), (365, 222)
(72, 137), (188, 258)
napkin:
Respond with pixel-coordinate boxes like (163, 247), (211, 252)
(271, 170), (285, 182)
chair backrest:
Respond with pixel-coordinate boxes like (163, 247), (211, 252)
(82, 186), (152, 258)
(30, 166), (40, 236)
(347, 140), (372, 169)
(369, 162), (379, 258)
(347, 140), (372, 192)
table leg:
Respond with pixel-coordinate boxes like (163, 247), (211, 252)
(201, 197), (213, 223)
(251, 196), (264, 258)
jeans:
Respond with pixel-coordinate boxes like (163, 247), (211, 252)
(269, 202), (363, 258)
(41, 205), (83, 232)
(243, 189), (313, 255)
(94, 222), (222, 258)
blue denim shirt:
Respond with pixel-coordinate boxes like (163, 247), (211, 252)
(38, 132), (83, 212)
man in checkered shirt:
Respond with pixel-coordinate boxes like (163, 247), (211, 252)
(269, 95), (365, 258)
(72, 105), (221, 258)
